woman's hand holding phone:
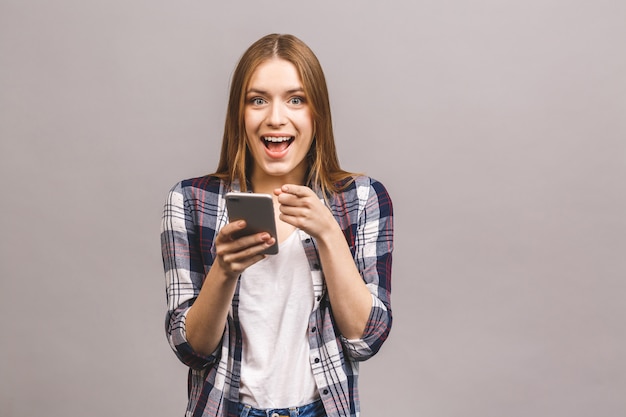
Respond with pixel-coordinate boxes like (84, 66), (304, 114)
(213, 219), (276, 280)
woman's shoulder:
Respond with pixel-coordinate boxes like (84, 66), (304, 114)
(336, 174), (391, 196)
(168, 174), (226, 202)
(329, 175), (393, 219)
(330, 175), (392, 210)
(183, 174), (224, 189)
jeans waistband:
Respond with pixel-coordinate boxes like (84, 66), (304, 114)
(237, 399), (325, 417)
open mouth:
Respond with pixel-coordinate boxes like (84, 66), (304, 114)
(262, 136), (294, 152)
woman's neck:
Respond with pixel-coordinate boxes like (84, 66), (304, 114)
(250, 170), (307, 195)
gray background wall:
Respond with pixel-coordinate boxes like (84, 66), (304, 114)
(1, 1), (625, 416)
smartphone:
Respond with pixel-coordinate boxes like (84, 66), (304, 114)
(225, 192), (279, 255)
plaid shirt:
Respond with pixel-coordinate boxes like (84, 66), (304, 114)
(161, 175), (393, 417)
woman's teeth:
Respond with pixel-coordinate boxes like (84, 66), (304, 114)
(263, 136), (292, 142)
(263, 136), (293, 152)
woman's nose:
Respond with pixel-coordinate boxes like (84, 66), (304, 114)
(267, 102), (286, 127)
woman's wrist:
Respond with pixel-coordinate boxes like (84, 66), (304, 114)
(313, 214), (344, 248)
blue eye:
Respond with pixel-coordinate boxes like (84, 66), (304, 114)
(290, 97), (304, 105)
(251, 97), (266, 106)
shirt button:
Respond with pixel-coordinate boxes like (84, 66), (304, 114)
(305, 238), (311, 243)
(271, 413), (280, 417)
(311, 327), (317, 333)
(314, 357), (320, 363)
(323, 389), (329, 395)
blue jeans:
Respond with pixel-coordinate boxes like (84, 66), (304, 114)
(237, 399), (326, 417)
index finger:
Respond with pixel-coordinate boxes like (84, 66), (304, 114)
(219, 220), (246, 240)
(280, 184), (311, 197)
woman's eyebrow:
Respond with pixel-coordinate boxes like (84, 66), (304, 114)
(246, 87), (304, 95)
(246, 88), (267, 95)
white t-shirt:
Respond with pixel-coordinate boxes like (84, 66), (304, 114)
(238, 231), (320, 408)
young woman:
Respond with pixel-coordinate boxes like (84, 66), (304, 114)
(161, 33), (394, 417)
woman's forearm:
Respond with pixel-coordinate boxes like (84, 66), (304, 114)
(185, 264), (239, 356)
(315, 223), (373, 340)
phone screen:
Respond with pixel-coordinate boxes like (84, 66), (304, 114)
(225, 192), (279, 255)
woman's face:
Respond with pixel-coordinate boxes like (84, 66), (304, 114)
(244, 58), (314, 185)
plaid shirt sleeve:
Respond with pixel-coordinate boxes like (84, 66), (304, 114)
(331, 176), (394, 361)
(161, 179), (222, 370)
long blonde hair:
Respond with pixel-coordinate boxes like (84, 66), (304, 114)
(212, 33), (355, 195)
